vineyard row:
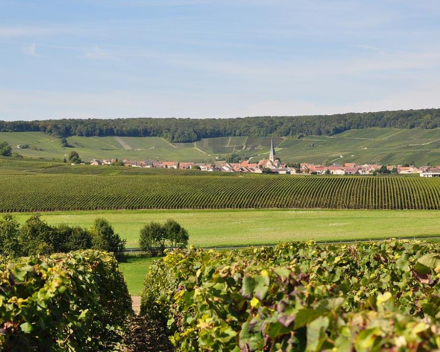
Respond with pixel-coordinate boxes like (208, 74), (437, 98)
(1, 175), (440, 211)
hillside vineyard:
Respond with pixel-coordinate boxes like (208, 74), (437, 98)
(3, 175), (440, 211)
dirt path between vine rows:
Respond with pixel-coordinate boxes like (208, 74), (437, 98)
(132, 296), (141, 314)
(114, 136), (133, 150)
(125, 296), (174, 351)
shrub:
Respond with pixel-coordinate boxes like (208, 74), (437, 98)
(0, 214), (21, 257)
(0, 141), (12, 157)
(1, 215), (121, 258)
(57, 224), (93, 252)
(19, 214), (62, 256)
(0, 250), (132, 350)
(141, 240), (440, 351)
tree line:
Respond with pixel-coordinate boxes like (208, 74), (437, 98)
(1, 108), (439, 142)
(0, 214), (126, 258)
(0, 214), (189, 259)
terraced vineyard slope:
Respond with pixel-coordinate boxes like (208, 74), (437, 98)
(5, 127), (440, 164)
(2, 174), (440, 212)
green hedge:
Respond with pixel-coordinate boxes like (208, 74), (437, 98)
(141, 241), (440, 351)
(0, 250), (132, 351)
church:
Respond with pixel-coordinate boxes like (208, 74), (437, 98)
(258, 139), (281, 169)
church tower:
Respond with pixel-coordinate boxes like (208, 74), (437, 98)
(269, 139), (276, 162)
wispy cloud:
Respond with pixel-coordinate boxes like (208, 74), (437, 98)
(136, 47), (440, 80)
(0, 26), (56, 38)
(83, 47), (111, 59)
(22, 42), (38, 57)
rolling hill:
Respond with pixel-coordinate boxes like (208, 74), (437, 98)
(2, 128), (440, 165)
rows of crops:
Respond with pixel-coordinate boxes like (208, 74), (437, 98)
(0, 250), (132, 350)
(1, 174), (440, 212)
(142, 240), (440, 351)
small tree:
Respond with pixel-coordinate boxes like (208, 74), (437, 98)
(164, 219), (189, 249)
(91, 218), (126, 258)
(139, 222), (167, 257)
(19, 214), (61, 255)
(0, 141), (12, 157)
(57, 224), (93, 252)
(378, 165), (390, 174)
(226, 153), (241, 163)
(0, 214), (21, 257)
(68, 151), (82, 164)
(60, 137), (71, 148)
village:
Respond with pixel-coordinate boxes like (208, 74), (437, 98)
(90, 158), (440, 176)
(88, 140), (440, 177)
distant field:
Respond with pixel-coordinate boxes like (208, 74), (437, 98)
(3, 128), (440, 164)
(10, 209), (440, 248)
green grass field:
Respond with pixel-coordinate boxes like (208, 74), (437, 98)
(4, 128), (440, 164)
(11, 209), (440, 248)
(31, 207), (435, 295)
(118, 256), (156, 295)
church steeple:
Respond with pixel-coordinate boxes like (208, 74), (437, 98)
(269, 138), (276, 162)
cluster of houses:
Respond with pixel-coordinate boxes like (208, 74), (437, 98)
(89, 140), (440, 177)
(90, 158), (440, 176)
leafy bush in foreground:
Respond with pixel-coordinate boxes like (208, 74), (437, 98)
(141, 240), (440, 351)
(0, 250), (132, 351)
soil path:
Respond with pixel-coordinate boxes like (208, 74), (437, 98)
(114, 136), (133, 150)
(132, 296), (141, 314)
(125, 296), (174, 351)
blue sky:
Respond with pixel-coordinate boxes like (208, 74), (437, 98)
(1, 0), (440, 120)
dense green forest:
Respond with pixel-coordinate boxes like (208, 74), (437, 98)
(1, 108), (438, 142)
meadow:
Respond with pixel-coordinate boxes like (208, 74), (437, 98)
(11, 208), (440, 248)
(4, 127), (440, 164)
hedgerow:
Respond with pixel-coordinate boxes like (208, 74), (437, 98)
(0, 250), (132, 351)
(141, 240), (440, 351)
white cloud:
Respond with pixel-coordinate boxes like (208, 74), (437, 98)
(0, 26), (57, 38)
(22, 42), (38, 57)
(83, 47), (111, 59)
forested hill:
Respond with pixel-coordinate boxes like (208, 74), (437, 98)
(1, 108), (439, 143)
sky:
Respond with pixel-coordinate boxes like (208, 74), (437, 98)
(1, 0), (440, 120)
